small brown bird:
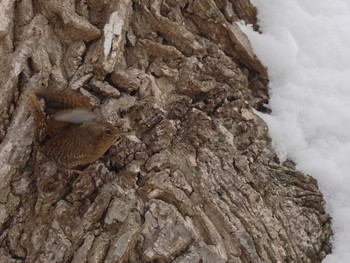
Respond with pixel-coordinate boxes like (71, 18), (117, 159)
(36, 88), (100, 124)
(27, 89), (119, 170)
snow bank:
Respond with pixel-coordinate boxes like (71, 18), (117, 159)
(241, 1), (350, 262)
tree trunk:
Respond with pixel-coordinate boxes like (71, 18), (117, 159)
(0, 0), (332, 262)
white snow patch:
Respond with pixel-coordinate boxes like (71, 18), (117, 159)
(241, 0), (350, 262)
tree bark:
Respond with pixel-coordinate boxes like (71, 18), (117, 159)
(0, 0), (332, 262)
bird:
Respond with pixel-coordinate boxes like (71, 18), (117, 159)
(35, 88), (100, 124)
(27, 89), (120, 171)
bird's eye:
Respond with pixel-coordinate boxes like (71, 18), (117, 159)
(105, 129), (113, 135)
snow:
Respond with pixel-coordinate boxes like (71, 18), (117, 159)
(240, 1), (350, 262)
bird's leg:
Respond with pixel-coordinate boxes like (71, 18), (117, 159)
(63, 166), (95, 175)
(66, 168), (85, 175)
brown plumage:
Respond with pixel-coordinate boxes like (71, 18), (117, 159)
(35, 88), (93, 111)
(27, 90), (119, 169)
(36, 88), (100, 124)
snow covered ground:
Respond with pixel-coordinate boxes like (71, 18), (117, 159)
(241, 1), (350, 262)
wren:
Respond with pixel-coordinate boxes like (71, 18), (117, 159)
(36, 88), (100, 124)
(27, 90), (120, 169)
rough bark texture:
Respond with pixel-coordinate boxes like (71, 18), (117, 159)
(0, 0), (332, 262)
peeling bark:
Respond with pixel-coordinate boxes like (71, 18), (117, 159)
(0, 0), (331, 262)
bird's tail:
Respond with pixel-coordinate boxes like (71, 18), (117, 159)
(36, 88), (92, 110)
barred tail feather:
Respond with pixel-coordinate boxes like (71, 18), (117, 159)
(35, 88), (92, 110)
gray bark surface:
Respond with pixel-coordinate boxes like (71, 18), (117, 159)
(0, 0), (332, 262)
